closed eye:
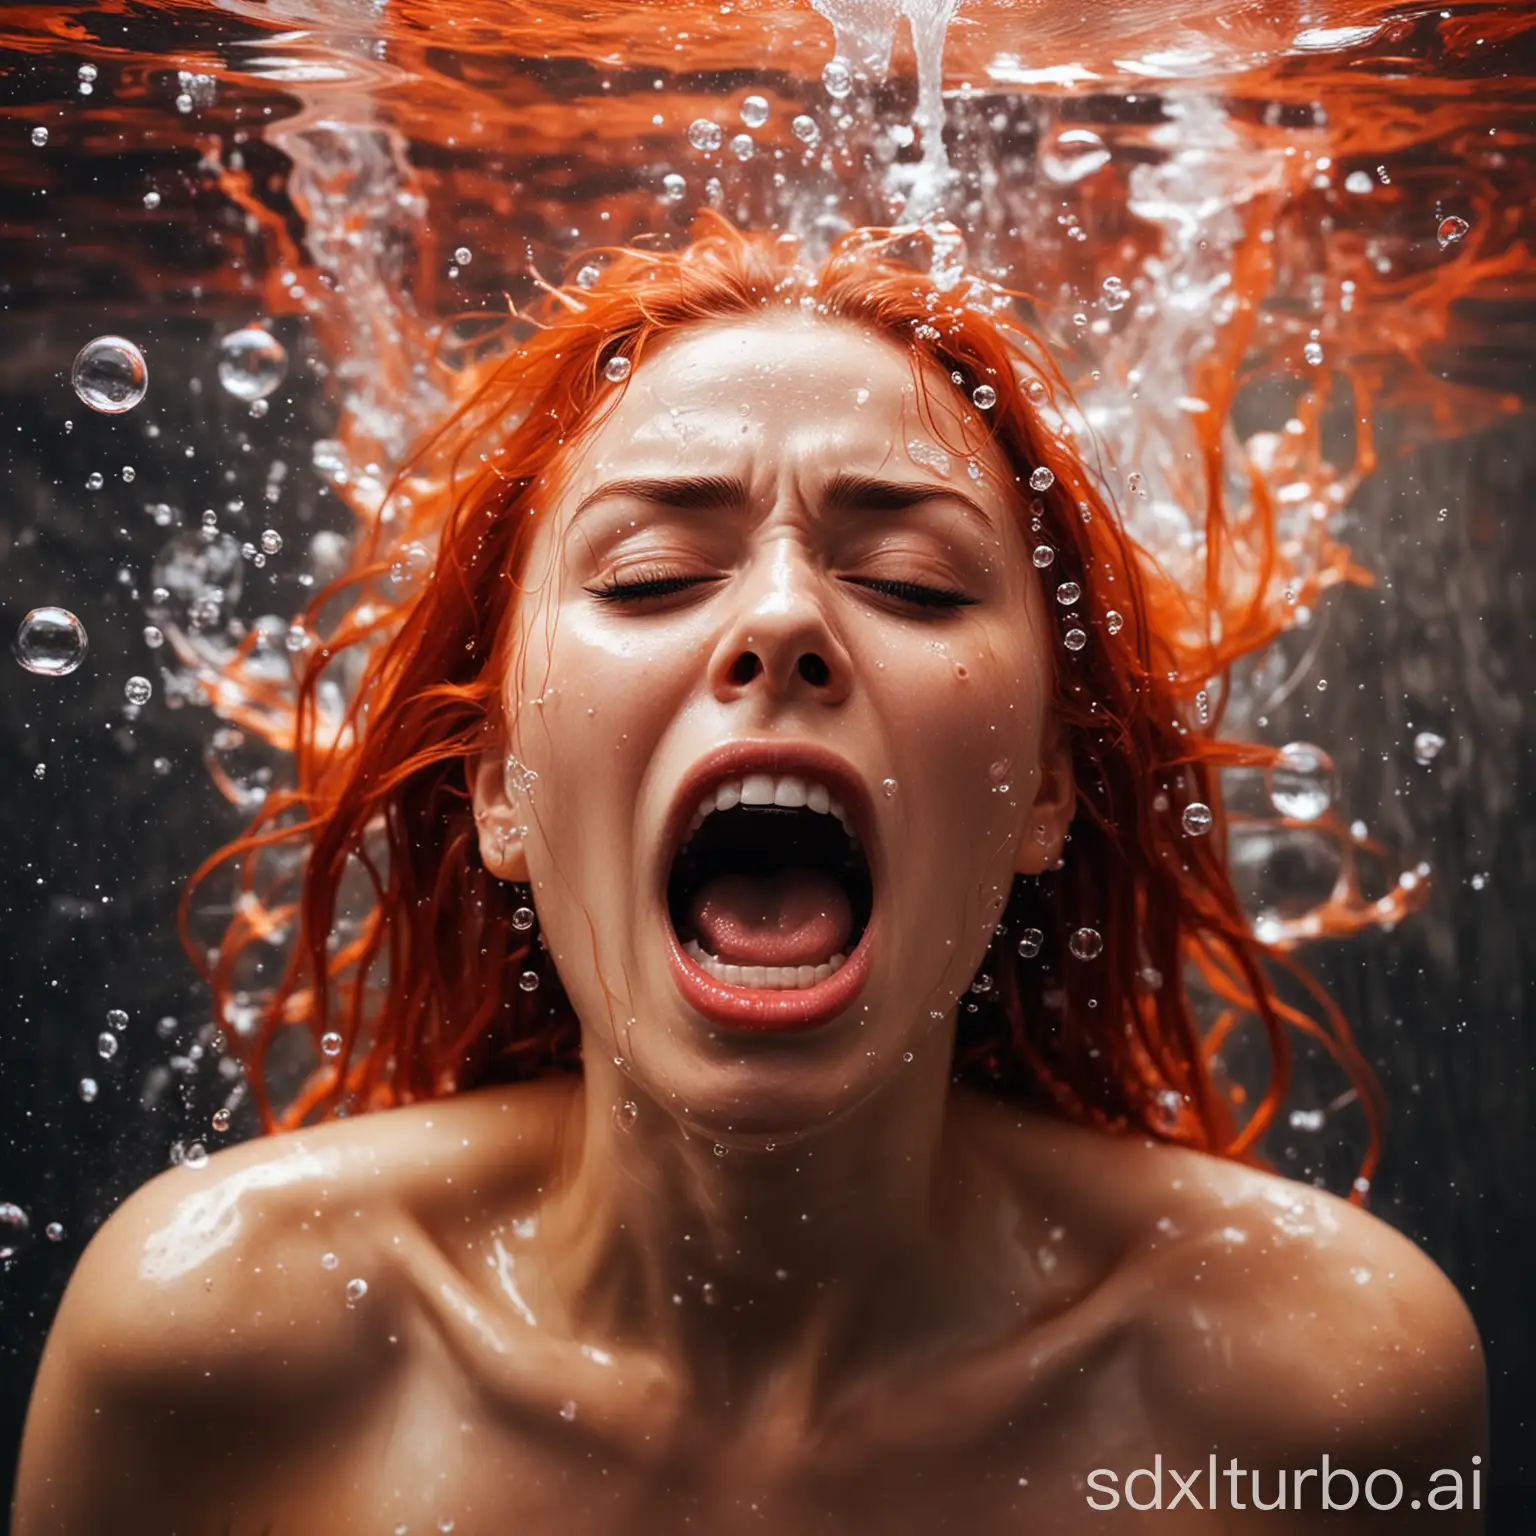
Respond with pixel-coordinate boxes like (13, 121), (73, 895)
(842, 576), (977, 610)
(586, 572), (722, 603)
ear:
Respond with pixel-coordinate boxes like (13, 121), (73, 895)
(469, 746), (531, 883)
(1015, 711), (1076, 875)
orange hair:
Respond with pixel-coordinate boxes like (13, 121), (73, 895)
(187, 215), (1398, 1187)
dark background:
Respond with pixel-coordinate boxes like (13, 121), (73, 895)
(0, 314), (1532, 1530)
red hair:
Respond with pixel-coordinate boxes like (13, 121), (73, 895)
(187, 216), (1405, 1186)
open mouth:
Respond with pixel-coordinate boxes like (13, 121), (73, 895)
(662, 758), (878, 1030)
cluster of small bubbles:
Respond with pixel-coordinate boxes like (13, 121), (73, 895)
(1126, 472), (1146, 498)
(183, 1142), (209, 1171)
(687, 118), (724, 152)
(970, 383), (997, 410)
(1063, 628), (1087, 652)
(729, 133), (754, 161)
(1303, 339), (1325, 366)
(1181, 802), (1214, 836)
(1016, 927), (1044, 959)
(32, 763), (44, 780)
(97, 1031), (119, 1060)
(78, 1077), (98, 1102)
(73, 336), (148, 413)
(259, 529), (283, 556)
(1068, 926), (1103, 961)
(969, 972), (994, 996)
(791, 114), (820, 145)
(612, 1100), (638, 1133)
(518, 970), (540, 993)
(1055, 581), (1081, 606)
(346, 1277), (369, 1304)
(604, 355), (632, 383)
(124, 675), (152, 706)
(575, 264), (601, 290)
(821, 57), (854, 98)
(881, 776), (898, 798)
(45, 1221), (65, 1242)
(14, 607), (88, 677)
(320, 1031), (344, 1058)
(143, 189), (161, 210)
(1288, 1107), (1326, 1132)
(740, 94), (770, 128)
(1268, 741), (1334, 820)
(1105, 610), (1125, 635)
(31, 125), (48, 147)
(511, 906), (536, 932)
(1436, 215), (1470, 250)
(217, 327), (288, 402)
(1413, 730), (1446, 765)
(0, 1202), (30, 1262)
(211, 1107), (232, 1133)
(77, 66), (98, 91)
(1028, 466), (1055, 493)
(388, 541), (431, 588)
(1100, 275), (1129, 312)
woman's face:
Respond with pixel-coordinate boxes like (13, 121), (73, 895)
(474, 317), (1073, 1143)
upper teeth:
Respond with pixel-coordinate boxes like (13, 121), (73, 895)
(685, 774), (852, 838)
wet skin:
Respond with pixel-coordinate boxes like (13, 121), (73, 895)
(15, 321), (1486, 1534)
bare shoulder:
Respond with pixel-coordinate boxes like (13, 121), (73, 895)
(13, 1077), (573, 1535)
(984, 1103), (1486, 1479)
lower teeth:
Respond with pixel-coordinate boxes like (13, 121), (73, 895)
(683, 939), (847, 990)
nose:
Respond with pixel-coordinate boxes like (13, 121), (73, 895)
(707, 542), (853, 706)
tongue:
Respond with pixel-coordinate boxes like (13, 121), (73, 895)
(690, 868), (853, 967)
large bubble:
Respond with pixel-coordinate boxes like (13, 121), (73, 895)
(71, 336), (148, 414)
(13, 606), (88, 677)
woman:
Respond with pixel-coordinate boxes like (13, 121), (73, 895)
(16, 221), (1484, 1534)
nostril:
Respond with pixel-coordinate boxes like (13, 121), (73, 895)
(798, 653), (831, 687)
(729, 651), (761, 686)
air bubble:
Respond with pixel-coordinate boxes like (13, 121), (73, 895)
(661, 172), (687, 203)
(687, 118), (724, 152)
(143, 189), (161, 210)
(183, 1143), (208, 1171)
(881, 777), (898, 798)
(1068, 926), (1103, 961)
(511, 906), (536, 932)
(72, 336), (148, 414)
(1055, 582), (1081, 606)
(1303, 340), (1324, 366)
(604, 355), (632, 383)
(612, 1100), (638, 1133)
(1344, 170), (1373, 194)
(217, 327), (288, 402)
(1181, 802), (1213, 836)
(86, 472), (104, 491)
(1268, 741), (1334, 820)
(1413, 730), (1445, 765)
(791, 114), (820, 145)
(30, 126), (48, 147)
(107, 1008), (128, 1030)
(0, 1203), (30, 1261)
(320, 1031), (343, 1057)
(821, 57), (853, 98)
(321, 1251), (339, 1270)
(14, 607), (88, 677)
(575, 264), (600, 289)
(97, 1031), (118, 1060)
(519, 970), (540, 992)
(1105, 609), (1124, 635)
(346, 1277), (369, 1304)
(78, 1077), (98, 1102)
(1039, 126), (1109, 184)
(971, 384), (996, 410)
(740, 95), (770, 129)
(1063, 628), (1087, 652)
(1436, 216), (1469, 250)
(259, 529), (282, 555)
(1031, 545), (1055, 568)
(1100, 276), (1129, 312)
(729, 133), (754, 161)
(1025, 378), (1046, 403)
(453, 246), (471, 266)
(1015, 929), (1045, 959)
(1028, 466), (1055, 493)
(45, 1222), (65, 1242)
(123, 675), (152, 706)
(211, 1107), (232, 1132)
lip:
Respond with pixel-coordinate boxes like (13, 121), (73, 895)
(658, 739), (880, 1033)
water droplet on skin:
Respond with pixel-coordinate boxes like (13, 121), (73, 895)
(1181, 802), (1214, 836)
(558, 1401), (577, 1422)
(124, 675), (152, 706)
(1029, 466), (1055, 493)
(217, 327), (287, 402)
(971, 383), (996, 410)
(14, 608), (88, 677)
(1069, 927), (1103, 961)
(1105, 609), (1125, 635)
(1350, 1266), (1372, 1286)
(1016, 927), (1044, 959)
(791, 114), (820, 145)
(519, 971), (540, 992)
(1268, 741), (1334, 820)
(881, 777), (898, 798)
(320, 1031), (344, 1057)
(72, 335), (148, 413)
(612, 1100), (638, 1133)
(1054, 581), (1081, 606)
(78, 1077), (98, 1102)
(1436, 215), (1469, 250)
(511, 906), (536, 932)
(346, 1277), (369, 1304)
(0, 1202), (31, 1261)
(1413, 730), (1446, 765)
(604, 355), (632, 383)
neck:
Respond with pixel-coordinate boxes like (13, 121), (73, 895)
(536, 1019), (1007, 1417)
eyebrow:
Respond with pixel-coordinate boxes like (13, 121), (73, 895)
(572, 471), (995, 530)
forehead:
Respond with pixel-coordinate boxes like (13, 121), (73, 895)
(557, 316), (1014, 506)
